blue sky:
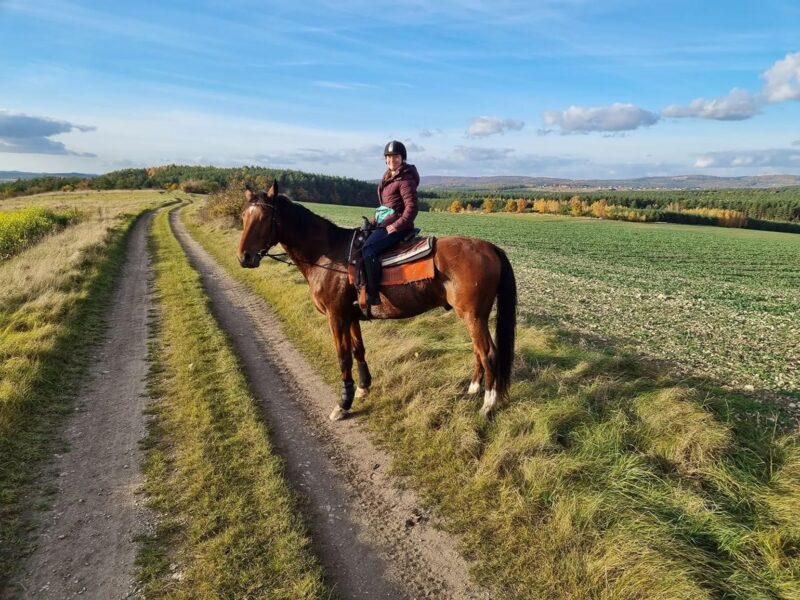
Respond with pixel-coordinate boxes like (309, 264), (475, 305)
(1, 0), (800, 179)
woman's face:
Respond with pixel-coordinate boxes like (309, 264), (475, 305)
(385, 153), (403, 171)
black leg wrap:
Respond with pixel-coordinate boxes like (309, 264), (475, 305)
(340, 379), (356, 410)
(357, 362), (372, 390)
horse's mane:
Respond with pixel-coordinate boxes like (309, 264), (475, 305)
(274, 193), (354, 245)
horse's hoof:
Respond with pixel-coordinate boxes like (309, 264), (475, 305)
(480, 406), (495, 420)
(467, 381), (481, 395)
(355, 386), (369, 399)
(329, 406), (349, 421)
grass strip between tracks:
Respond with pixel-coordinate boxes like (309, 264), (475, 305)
(0, 193), (170, 586)
(185, 202), (800, 599)
(139, 207), (327, 598)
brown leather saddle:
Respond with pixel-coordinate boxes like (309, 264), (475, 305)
(347, 226), (436, 300)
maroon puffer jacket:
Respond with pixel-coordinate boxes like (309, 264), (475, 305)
(376, 163), (419, 232)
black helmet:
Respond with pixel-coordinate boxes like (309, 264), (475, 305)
(383, 140), (407, 161)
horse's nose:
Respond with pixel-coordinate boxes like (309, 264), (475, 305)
(240, 252), (251, 267)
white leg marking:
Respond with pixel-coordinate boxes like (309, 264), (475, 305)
(467, 381), (481, 395)
(355, 386), (369, 399)
(329, 406), (349, 421)
(481, 388), (498, 418)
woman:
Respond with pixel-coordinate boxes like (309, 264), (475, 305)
(360, 140), (420, 307)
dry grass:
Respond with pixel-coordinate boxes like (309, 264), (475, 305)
(186, 201), (800, 599)
(0, 191), (172, 586)
(139, 207), (328, 598)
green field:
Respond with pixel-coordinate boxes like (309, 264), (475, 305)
(302, 203), (800, 399)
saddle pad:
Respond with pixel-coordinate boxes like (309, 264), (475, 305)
(380, 237), (434, 267)
(380, 256), (434, 285)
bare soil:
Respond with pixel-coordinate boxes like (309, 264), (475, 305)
(171, 210), (490, 600)
(8, 214), (155, 599)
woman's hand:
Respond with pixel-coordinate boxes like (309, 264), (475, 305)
(386, 224), (396, 234)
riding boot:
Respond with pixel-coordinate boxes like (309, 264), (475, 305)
(364, 254), (382, 305)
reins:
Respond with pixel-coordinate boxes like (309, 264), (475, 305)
(258, 249), (349, 274)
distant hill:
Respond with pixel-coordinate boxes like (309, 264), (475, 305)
(0, 171), (97, 182)
(420, 174), (800, 191)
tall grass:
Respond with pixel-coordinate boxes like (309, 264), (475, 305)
(0, 206), (79, 259)
(139, 208), (328, 598)
(0, 191), (171, 588)
(186, 203), (800, 599)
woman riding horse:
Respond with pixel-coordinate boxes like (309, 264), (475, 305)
(358, 140), (420, 313)
(238, 155), (516, 421)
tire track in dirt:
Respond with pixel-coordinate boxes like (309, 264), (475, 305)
(9, 213), (155, 599)
(171, 208), (490, 599)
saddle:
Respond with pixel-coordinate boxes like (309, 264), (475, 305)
(347, 223), (436, 302)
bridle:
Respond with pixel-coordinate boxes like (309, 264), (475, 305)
(247, 197), (350, 274)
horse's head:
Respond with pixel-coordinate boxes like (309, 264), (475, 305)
(238, 180), (279, 268)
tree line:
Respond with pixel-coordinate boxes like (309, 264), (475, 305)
(427, 194), (800, 233)
(0, 165), (377, 206)
(421, 187), (800, 223)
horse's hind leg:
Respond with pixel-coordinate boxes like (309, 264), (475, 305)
(351, 320), (371, 398)
(464, 314), (498, 417)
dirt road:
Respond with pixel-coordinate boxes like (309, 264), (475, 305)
(9, 214), (154, 599)
(171, 209), (489, 599)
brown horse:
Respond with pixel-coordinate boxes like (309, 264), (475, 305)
(237, 182), (516, 420)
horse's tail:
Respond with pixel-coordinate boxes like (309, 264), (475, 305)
(493, 246), (517, 399)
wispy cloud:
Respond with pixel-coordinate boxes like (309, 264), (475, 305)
(313, 81), (376, 90)
(454, 145), (516, 161)
(542, 103), (659, 134)
(662, 88), (762, 121)
(694, 147), (800, 169)
(762, 51), (800, 102)
(252, 144), (384, 166)
(0, 110), (96, 156)
(465, 116), (524, 138)
(419, 128), (444, 138)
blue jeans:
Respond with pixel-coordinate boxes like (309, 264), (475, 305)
(362, 227), (404, 259)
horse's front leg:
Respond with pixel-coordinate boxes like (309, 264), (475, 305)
(328, 314), (355, 421)
(351, 319), (372, 399)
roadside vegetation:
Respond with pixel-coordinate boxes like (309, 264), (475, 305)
(187, 200), (800, 599)
(0, 191), (172, 586)
(0, 206), (80, 260)
(140, 207), (328, 598)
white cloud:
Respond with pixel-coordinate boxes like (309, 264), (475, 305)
(0, 110), (96, 155)
(661, 88), (762, 121)
(465, 116), (524, 138)
(762, 51), (800, 102)
(792, 140), (800, 146)
(693, 148), (800, 169)
(542, 103), (659, 134)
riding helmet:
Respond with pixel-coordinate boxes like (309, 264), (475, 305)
(383, 140), (407, 161)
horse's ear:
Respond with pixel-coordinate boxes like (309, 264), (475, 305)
(267, 180), (278, 199)
(244, 186), (254, 202)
